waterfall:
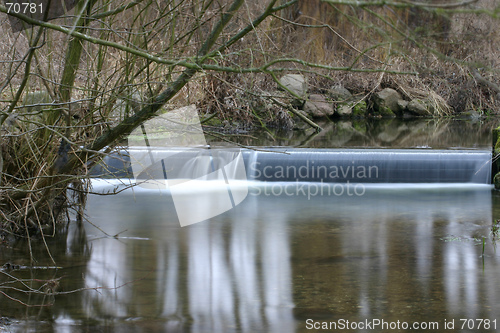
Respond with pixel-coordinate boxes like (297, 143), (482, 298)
(242, 148), (492, 184)
(92, 148), (492, 184)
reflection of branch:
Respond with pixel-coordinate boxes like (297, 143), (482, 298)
(0, 268), (154, 308)
(204, 130), (291, 154)
(0, 290), (51, 307)
(296, 128), (323, 147)
(81, 180), (139, 196)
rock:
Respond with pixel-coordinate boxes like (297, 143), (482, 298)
(328, 86), (352, 102)
(397, 99), (408, 112)
(303, 94), (334, 118)
(303, 95), (333, 118)
(337, 99), (367, 118)
(372, 88), (402, 116)
(460, 110), (481, 120)
(352, 100), (367, 117)
(279, 74), (307, 101)
(494, 172), (500, 190)
(336, 104), (352, 117)
(407, 99), (430, 116)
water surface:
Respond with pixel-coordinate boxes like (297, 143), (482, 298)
(1, 117), (500, 332)
(2, 181), (499, 332)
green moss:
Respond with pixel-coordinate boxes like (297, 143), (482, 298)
(203, 116), (224, 127)
(494, 127), (500, 154)
(494, 172), (500, 190)
(378, 106), (396, 117)
(352, 101), (367, 117)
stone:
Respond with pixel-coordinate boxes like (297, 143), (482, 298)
(303, 94), (334, 118)
(407, 99), (430, 116)
(328, 86), (352, 102)
(279, 74), (307, 101)
(460, 110), (481, 120)
(494, 172), (500, 190)
(335, 98), (367, 118)
(397, 99), (408, 111)
(372, 88), (402, 116)
(352, 100), (367, 118)
(336, 104), (353, 117)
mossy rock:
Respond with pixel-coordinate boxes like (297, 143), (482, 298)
(336, 98), (367, 118)
(374, 106), (396, 117)
(352, 100), (367, 117)
(492, 127), (500, 185)
(494, 172), (500, 190)
(494, 127), (500, 155)
(372, 88), (401, 117)
(202, 116), (224, 127)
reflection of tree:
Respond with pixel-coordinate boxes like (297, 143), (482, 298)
(56, 192), (296, 331)
(291, 187), (494, 323)
(0, 221), (91, 321)
(211, 118), (493, 148)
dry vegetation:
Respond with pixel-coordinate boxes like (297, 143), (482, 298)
(187, 0), (500, 125)
(0, 0), (498, 235)
(283, 0), (500, 114)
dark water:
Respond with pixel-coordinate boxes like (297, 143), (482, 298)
(210, 118), (494, 149)
(1, 117), (500, 332)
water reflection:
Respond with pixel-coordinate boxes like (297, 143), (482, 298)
(74, 183), (496, 331)
(2, 183), (500, 332)
(81, 184), (296, 332)
(212, 118), (495, 149)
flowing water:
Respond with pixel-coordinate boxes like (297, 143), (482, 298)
(1, 118), (500, 332)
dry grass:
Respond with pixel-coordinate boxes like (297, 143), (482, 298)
(1, 0), (499, 121)
(191, 0), (500, 121)
(270, 0), (500, 115)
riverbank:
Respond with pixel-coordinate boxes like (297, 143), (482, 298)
(197, 71), (499, 134)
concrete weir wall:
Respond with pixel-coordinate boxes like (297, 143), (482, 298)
(91, 148), (492, 185)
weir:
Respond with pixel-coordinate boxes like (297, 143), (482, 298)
(92, 148), (492, 184)
(244, 149), (492, 183)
